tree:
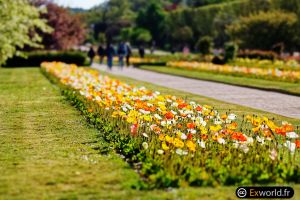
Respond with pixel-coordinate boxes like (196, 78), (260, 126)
(186, 0), (235, 7)
(136, 2), (167, 46)
(86, 0), (134, 43)
(0, 0), (51, 65)
(35, 1), (87, 50)
(227, 11), (298, 51)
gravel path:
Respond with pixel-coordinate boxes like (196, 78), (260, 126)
(93, 64), (300, 119)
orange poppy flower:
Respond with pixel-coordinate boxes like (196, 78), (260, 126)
(275, 127), (286, 136)
(201, 134), (208, 140)
(187, 123), (195, 129)
(165, 111), (174, 120)
(178, 103), (188, 109)
(196, 106), (202, 112)
(283, 124), (294, 132)
(231, 132), (247, 142)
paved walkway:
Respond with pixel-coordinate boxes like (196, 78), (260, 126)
(93, 64), (300, 119)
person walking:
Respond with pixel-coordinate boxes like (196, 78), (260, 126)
(117, 42), (127, 69)
(138, 45), (145, 58)
(87, 46), (95, 66)
(97, 44), (105, 64)
(125, 42), (132, 67)
(106, 43), (115, 70)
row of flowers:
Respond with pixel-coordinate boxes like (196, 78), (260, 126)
(231, 58), (300, 71)
(167, 61), (300, 82)
(41, 61), (300, 187)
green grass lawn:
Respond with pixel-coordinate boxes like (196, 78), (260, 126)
(1, 67), (299, 199)
(139, 66), (300, 96)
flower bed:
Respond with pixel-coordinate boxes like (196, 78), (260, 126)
(230, 58), (300, 71)
(42, 61), (300, 188)
(167, 61), (300, 83)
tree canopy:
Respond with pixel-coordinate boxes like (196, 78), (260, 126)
(0, 0), (51, 65)
(33, 0), (87, 50)
(227, 11), (298, 51)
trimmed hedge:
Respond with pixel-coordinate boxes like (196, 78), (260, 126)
(4, 51), (87, 67)
(238, 50), (278, 60)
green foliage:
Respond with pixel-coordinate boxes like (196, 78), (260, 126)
(130, 28), (152, 45)
(0, 0), (52, 66)
(224, 42), (238, 62)
(4, 51), (87, 67)
(227, 11), (298, 51)
(186, 0), (236, 7)
(136, 2), (167, 44)
(168, 0), (273, 47)
(120, 28), (132, 41)
(172, 26), (194, 45)
(97, 33), (106, 44)
(195, 36), (213, 55)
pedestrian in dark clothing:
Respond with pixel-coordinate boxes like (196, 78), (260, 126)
(106, 44), (115, 70)
(117, 42), (127, 69)
(125, 42), (132, 67)
(88, 47), (95, 66)
(97, 45), (105, 64)
(171, 46), (176, 54)
(138, 46), (145, 58)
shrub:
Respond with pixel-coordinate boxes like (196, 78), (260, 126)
(212, 56), (225, 65)
(238, 50), (278, 60)
(224, 42), (238, 62)
(4, 51), (87, 67)
(195, 36), (213, 55)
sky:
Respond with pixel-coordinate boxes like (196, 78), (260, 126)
(53, 0), (105, 9)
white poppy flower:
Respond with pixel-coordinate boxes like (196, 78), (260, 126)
(181, 133), (187, 140)
(142, 142), (148, 150)
(176, 149), (188, 156)
(142, 133), (149, 138)
(239, 144), (249, 153)
(269, 149), (278, 160)
(228, 113), (237, 120)
(284, 141), (296, 153)
(157, 149), (164, 154)
(217, 138), (226, 145)
(197, 140), (206, 149)
(286, 132), (299, 139)
(154, 114), (162, 120)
